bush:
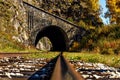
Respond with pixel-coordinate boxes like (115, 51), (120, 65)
(88, 57), (99, 63)
(101, 49), (109, 55)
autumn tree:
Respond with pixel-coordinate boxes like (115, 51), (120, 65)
(36, 0), (103, 27)
(106, 0), (120, 24)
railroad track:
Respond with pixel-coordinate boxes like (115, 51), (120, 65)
(0, 52), (120, 80)
(28, 52), (84, 80)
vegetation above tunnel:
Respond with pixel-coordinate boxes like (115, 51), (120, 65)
(0, 0), (120, 55)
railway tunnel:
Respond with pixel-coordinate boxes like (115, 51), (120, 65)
(35, 26), (69, 51)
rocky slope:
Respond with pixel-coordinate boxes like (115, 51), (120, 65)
(0, 0), (55, 51)
(0, 0), (35, 51)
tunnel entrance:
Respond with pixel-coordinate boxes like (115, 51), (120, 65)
(35, 26), (69, 51)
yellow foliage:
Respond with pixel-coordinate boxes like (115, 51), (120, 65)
(69, 41), (80, 51)
(73, 41), (80, 48)
(88, 39), (93, 45)
(68, 0), (73, 3)
(106, 0), (120, 24)
(90, 0), (100, 11)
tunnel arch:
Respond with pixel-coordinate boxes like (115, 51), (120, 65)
(35, 26), (69, 51)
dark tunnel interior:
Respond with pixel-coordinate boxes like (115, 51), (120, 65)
(35, 26), (69, 51)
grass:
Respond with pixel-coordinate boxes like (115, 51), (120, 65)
(26, 51), (120, 68)
(63, 52), (120, 68)
(0, 30), (119, 68)
(26, 52), (59, 59)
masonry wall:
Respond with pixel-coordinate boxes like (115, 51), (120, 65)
(23, 2), (86, 47)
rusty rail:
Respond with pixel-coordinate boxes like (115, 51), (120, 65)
(51, 53), (84, 80)
(28, 52), (84, 80)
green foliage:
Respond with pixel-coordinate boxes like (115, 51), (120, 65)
(33, 0), (120, 54)
(0, 31), (25, 52)
(36, 0), (103, 26)
(67, 17), (74, 22)
(77, 23), (120, 55)
(0, 0), (28, 52)
(69, 56), (81, 60)
(0, 0), (13, 20)
(63, 52), (120, 67)
(27, 52), (59, 59)
(26, 52), (120, 67)
(0, 0), (16, 34)
(87, 57), (99, 63)
(0, 0), (120, 55)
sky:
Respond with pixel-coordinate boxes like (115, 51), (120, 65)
(99, 0), (110, 24)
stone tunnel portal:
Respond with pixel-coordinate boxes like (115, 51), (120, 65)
(35, 26), (69, 51)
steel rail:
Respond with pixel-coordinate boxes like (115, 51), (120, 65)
(51, 53), (84, 80)
(28, 52), (84, 80)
